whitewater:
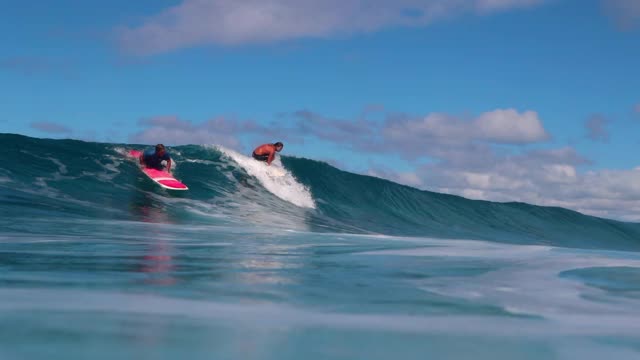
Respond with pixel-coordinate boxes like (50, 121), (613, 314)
(1, 133), (640, 360)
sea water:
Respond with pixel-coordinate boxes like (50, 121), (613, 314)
(1, 134), (640, 359)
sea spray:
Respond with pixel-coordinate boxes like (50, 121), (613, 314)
(216, 145), (316, 209)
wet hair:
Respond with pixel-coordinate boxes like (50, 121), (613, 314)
(155, 144), (166, 152)
(274, 142), (283, 148)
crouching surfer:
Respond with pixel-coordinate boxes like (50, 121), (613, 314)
(252, 142), (283, 166)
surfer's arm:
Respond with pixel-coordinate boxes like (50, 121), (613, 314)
(166, 158), (172, 173)
(267, 151), (275, 165)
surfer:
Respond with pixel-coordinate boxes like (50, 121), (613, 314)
(139, 144), (172, 173)
(252, 142), (283, 166)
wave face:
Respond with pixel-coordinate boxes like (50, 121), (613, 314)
(2, 133), (640, 251)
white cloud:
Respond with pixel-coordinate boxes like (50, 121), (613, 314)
(474, 109), (549, 144)
(384, 109), (549, 145)
(381, 109), (549, 162)
(398, 146), (640, 222)
(117, 0), (548, 55)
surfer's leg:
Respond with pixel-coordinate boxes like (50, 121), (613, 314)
(252, 152), (269, 162)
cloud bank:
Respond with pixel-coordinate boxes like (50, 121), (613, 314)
(129, 115), (267, 148)
(289, 108), (640, 221)
(415, 148), (640, 221)
(117, 0), (547, 55)
(286, 108), (549, 164)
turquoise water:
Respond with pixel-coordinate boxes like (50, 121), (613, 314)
(1, 133), (640, 359)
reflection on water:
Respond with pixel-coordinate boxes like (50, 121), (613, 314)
(140, 240), (176, 286)
(238, 255), (300, 286)
(129, 191), (172, 224)
(129, 191), (177, 286)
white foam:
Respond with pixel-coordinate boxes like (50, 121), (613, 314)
(49, 157), (68, 175)
(364, 238), (640, 324)
(184, 159), (217, 165)
(3, 288), (640, 338)
(20, 150), (73, 181)
(216, 146), (316, 209)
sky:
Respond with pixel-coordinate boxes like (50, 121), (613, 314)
(1, 0), (640, 221)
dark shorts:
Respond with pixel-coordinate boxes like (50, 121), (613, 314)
(252, 152), (269, 162)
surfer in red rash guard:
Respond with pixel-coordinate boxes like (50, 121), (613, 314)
(252, 142), (283, 166)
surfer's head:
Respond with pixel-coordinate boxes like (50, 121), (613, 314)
(274, 142), (283, 152)
(155, 144), (166, 155)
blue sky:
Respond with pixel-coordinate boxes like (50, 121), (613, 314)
(2, 0), (640, 220)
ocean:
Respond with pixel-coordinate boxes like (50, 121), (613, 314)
(1, 133), (639, 359)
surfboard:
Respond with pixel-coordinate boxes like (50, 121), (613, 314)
(129, 150), (188, 190)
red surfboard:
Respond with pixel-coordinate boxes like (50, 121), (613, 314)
(129, 150), (188, 190)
